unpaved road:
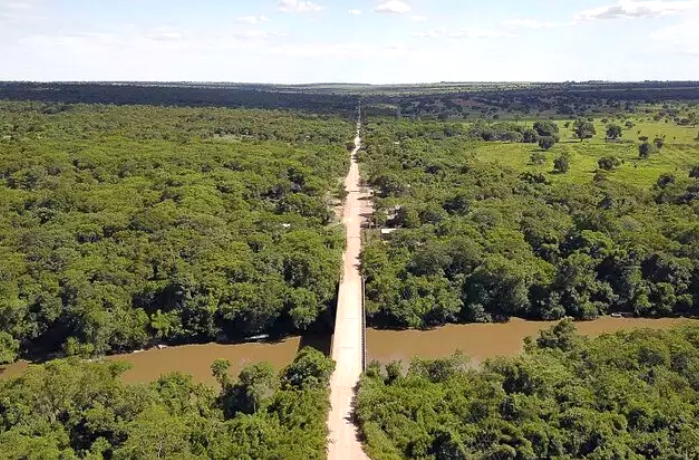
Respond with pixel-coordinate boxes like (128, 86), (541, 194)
(327, 118), (371, 460)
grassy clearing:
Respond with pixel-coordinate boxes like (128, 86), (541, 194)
(473, 120), (699, 189)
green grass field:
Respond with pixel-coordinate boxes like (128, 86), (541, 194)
(473, 119), (699, 188)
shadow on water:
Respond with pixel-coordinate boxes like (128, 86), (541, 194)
(297, 334), (332, 356)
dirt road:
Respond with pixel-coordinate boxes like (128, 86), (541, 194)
(327, 118), (371, 460)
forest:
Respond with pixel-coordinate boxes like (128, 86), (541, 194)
(357, 322), (699, 459)
(3, 83), (699, 459)
(0, 347), (334, 460)
(360, 107), (699, 328)
(0, 101), (353, 363)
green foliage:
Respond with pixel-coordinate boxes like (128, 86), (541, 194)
(605, 124), (623, 140)
(282, 347), (336, 389)
(574, 118), (596, 141)
(597, 156), (621, 171)
(0, 332), (19, 365)
(533, 121), (559, 140)
(0, 101), (352, 358)
(529, 152), (546, 165)
(360, 115), (699, 329)
(639, 142), (654, 158)
(357, 325), (699, 460)
(537, 136), (556, 151)
(553, 153), (571, 173)
(690, 165), (699, 179)
(0, 349), (334, 460)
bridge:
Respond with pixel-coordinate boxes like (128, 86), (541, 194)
(326, 113), (371, 460)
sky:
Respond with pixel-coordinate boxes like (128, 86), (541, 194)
(1, 0), (698, 83)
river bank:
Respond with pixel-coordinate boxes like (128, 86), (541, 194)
(3, 317), (697, 386)
(366, 316), (699, 365)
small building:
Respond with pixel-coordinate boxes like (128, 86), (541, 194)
(380, 228), (398, 240)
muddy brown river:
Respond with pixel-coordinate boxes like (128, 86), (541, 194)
(1, 317), (697, 385)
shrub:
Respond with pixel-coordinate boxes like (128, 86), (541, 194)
(538, 136), (556, 151)
(598, 156), (622, 171)
(530, 152), (546, 165)
(554, 153), (571, 174)
(639, 142), (654, 159)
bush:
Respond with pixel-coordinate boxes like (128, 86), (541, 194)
(533, 121), (559, 139)
(654, 137), (665, 149)
(530, 152), (546, 165)
(606, 124), (623, 140)
(657, 174), (676, 189)
(598, 156), (622, 171)
(522, 128), (539, 143)
(639, 142), (654, 158)
(553, 153), (571, 173)
(538, 136), (556, 151)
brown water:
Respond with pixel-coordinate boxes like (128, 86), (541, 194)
(367, 317), (699, 365)
(0, 336), (312, 386)
(2, 317), (697, 385)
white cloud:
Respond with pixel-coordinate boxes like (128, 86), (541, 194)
(279, 0), (323, 13)
(349, 9), (362, 15)
(376, 0), (411, 14)
(147, 28), (182, 42)
(412, 30), (441, 38)
(502, 18), (557, 29)
(575, 0), (699, 21)
(649, 11), (699, 54)
(448, 29), (512, 39)
(0, 0), (36, 21)
(266, 41), (416, 60)
(232, 30), (273, 40)
(234, 15), (270, 25)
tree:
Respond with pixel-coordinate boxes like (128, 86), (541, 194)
(639, 142), (654, 159)
(657, 174), (676, 189)
(690, 165), (699, 178)
(0, 332), (19, 364)
(282, 347), (335, 389)
(115, 406), (191, 460)
(598, 156), (621, 171)
(211, 359), (231, 391)
(538, 136), (556, 151)
(522, 128), (539, 144)
(235, 362), (279, 413)
(530, 152), (547, 165)
(654, 137), (665, 150)
(574, 119), (596, 141)
(605, 124), (623, 140)
(533, 121), (560, 140)
(554, 153), (571, 173)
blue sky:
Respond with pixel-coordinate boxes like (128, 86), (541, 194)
(1, 0), (698, 83)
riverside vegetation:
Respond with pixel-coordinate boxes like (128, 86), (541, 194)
(0, 101), (352, 363)
(0, 347), (334, 459)
(360, 107), (699, 328)
(357, 322), (699, 460)
(2, 83), (699, 459)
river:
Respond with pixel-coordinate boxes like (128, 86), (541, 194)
(1, 317), (697, 385)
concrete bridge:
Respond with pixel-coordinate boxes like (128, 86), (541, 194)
(327, 113), (371, 460)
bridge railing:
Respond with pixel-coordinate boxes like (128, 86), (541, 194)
(361, 275), (367, 372)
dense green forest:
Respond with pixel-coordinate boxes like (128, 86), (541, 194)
(0, 347), (334, 459)
(357, 322), (699, 459)
(360, 111), (699, 328)
(0, 101), (353, 363)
